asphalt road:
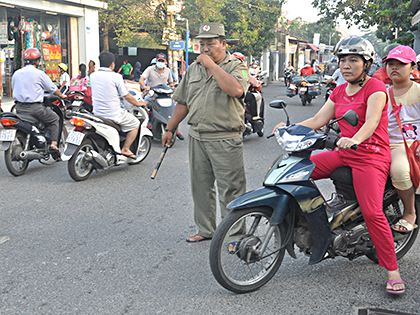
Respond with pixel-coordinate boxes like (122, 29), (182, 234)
(0, 81), (419, 315)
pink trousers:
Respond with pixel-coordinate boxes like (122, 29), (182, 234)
(311, 150), (398, 271)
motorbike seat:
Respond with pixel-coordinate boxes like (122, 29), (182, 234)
(95, 116), (121, 132)
(5, 112), (40, 125)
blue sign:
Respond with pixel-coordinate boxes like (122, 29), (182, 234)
(170, 41), (185, 50)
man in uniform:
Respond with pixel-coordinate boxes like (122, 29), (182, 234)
(90, 51), (147, 159)
(162, 22), (249, 245)
(12, 48), (66, 154)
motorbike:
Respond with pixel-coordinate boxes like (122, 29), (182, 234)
(63, 93), (153, 181)
(244, 86), (264, 138)
(0, 95), (68, 176)
(324, 80), (337, 102)
(209, 100), (419, 293)
(65, 90), (93, 119)
(146, 85), (177, 143)
(283, 69), (293, 87)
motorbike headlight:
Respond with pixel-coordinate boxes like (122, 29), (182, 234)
(295, 138), (318, 151)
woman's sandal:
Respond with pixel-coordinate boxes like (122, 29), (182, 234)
(386, 279), (405, 295)
(392, 219), (418, 233)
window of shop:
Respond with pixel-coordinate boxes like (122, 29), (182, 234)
(0, 6), (70, 98)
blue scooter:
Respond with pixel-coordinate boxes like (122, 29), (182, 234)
(209, 100), (419, 293)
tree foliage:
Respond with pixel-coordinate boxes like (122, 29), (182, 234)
(181, 0), (285, 56)
(99, 0), (167, 50)
(311, 0), (415, 45)
(282, 17), (341, 46)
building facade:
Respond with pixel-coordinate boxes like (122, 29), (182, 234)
(0, 0), (106, 98)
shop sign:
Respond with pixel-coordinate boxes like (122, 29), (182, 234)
(289, 44), (297, 54)
(42, 44), (62, 60)
(170, 41), (185, 50)
(128, 47), (137, 56)
(0, 22), (7, 45)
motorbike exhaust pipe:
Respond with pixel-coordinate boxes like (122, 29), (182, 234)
(19, 151), (44, 160)
(84, 150), (108, 168)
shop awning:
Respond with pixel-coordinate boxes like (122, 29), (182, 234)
(306, 44), (319, 51)
(64, 0), (107, 9)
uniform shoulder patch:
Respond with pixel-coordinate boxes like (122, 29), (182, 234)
(242, 70), (248, 78)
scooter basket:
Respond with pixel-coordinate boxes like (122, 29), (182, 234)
(308, 83), (321, 96)
(307, 74), (320, 83)
(292, 75), (303, 83)
(286, 86), (297, 97)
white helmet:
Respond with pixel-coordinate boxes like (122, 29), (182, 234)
(334, 35), (375, 61)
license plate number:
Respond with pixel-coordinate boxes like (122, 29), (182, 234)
(66, 130), (85, 146)
(300, 87), (307, 92)
(72, 100), (83, 106)
(0, 129), (16, 141)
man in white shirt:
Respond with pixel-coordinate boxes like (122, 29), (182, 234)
(325, 68), (346, 86)
(90, 51), (147, 159)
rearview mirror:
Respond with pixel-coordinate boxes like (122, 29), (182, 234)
(269, 100), (286, 109)
(342, 110), (358, 127)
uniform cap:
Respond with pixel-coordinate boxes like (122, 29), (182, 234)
(196, 22), (225, 39)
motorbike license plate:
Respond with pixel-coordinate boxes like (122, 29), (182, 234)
(300, 87), (307, 92)
(72, 100), (83, 106)
(66, 130), (85, 146)
(0, 129), (16, 142)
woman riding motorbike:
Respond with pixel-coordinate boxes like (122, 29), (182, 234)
(273, 35), (405, 295)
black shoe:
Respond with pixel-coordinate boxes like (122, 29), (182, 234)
(176, 132), (184, 140)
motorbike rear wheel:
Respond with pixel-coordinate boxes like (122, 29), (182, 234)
(366, 195), (420, 263)
(209, 207), (285, 293)
(4, 131), (29, 176)
(68, 138), (94, 181)
(300, 94), (307, 106)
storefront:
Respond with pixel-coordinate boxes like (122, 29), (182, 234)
(0, 0), (106, 99)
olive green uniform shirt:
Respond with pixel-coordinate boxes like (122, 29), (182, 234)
(173, 53), (249, 141)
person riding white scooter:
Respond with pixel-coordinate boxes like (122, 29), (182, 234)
(90, 51), (147, 159)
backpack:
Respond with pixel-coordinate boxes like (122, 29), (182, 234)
(69, 76), (88, 92)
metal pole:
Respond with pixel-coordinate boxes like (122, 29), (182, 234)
(185, 19), (189, 70)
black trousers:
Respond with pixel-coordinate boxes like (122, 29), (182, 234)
(16, 103), (60, 142)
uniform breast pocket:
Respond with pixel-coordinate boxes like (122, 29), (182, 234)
(188, 75), (203, 95)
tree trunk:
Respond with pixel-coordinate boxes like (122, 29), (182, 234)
(103, 22), (109, 51)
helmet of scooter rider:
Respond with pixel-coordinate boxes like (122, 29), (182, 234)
(232, 52), (245, 61)
(331, 57), (338, 62)
(334, 35), (375, 62)
(151, 58), (157, 65)
(58, 63), (68, 71)
(22, 48), (41, 64)
(381, 43), (400, 60)
(305, 59), (311, 64)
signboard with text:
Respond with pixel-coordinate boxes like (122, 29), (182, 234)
(170, 41), (185, 50)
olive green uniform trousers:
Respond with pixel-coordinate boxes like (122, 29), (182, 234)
(189, 136), (246, 238)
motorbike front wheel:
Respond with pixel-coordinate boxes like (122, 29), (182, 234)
(128, 136), (152, 165)
(366, 195), (420, 263)
(68, 138), (94, 181)
(4, 131), (29, 176)
(209, 207), (285, 293)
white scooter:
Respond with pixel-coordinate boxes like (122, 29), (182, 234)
(62, 89), (153, 181)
